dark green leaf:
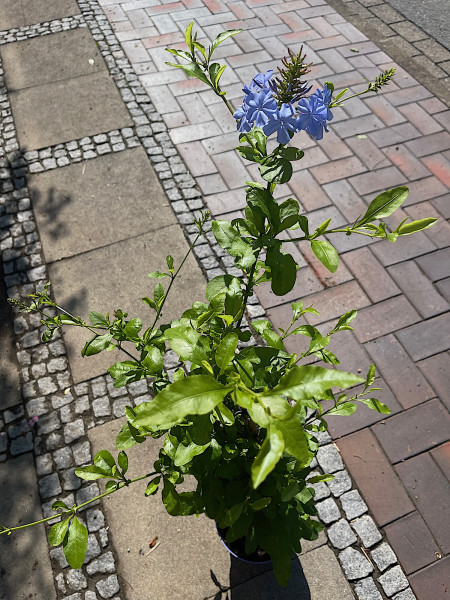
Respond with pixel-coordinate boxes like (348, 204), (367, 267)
(331, 310), (357, 332)
(365, 363), (376, 389)
(118, 451), (128, 474)
(259, 157), (293, 184)
(108, 361), (143, 388)
(311, 240), (339, 273)
(184, 21), (194, 53)
(266, 246), (297, 296)
(251, 427), (285, 488)
(250, 497), (271, 510)
(274, 416), (312, 467)
(145, 476), (161, 496)
(82, 333), (113, 357)
(142, 345), (164, 374)
(116, 422), (145, 449)
(123, 318), (143, 339)
(52, 500), (69, 512)
(63, 516), (88, 569)
(153, 283), (165, 307)
(74, 465), (113, 481)
(162, 479), (199, 516)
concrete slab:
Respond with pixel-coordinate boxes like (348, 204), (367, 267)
(0, 0), (80, 30)
(9, 71), (133, 149)
(47, 225), (206, 384)
(28, 147), (177, 263)
(89, 420), (329, 600)
(0, 264), (21, 411)
(0, 454), (56, 600)
(0, 28), (106, 91)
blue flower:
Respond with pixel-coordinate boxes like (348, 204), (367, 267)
(296, 88), (333, 140)
(245, 88), (278, 128)
(263, 103), (299, 144)
(243, 70), (273, 95)
(233, 102), (253, 132)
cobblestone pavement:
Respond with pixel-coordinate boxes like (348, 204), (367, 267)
(0, 0), (448, 599)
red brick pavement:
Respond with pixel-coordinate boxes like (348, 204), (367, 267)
(100, 0), (450, 597)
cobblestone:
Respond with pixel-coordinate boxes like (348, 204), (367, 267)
(86, 552), (115, 575)
(96, 575), (120, 599)
(352, 515), (382, 548)
(340, 490), (368, 520)
(339, 547), (374, 580)
(327, 519), (357, 549)
(317, 444), (345, 473)
(354, 578), (383, 600)
(315, 497), (341, 524)
(379, 566), (409, 597)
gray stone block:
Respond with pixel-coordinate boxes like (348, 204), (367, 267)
(393, 589), (416, 600)
(96, 575), (120, 599)
(66, 569), (87, 591)
(371, 542), (398, 572)
(355, 577), (383, 600)
(86, 551), (116, 575)
(352, 515), (382, 548)
(39, 472), (62, 498)
(317, 444), (345, 473)
(315, 497), (341, 524)
(327, 518), (357, 550)
(87, 508), (105, 533)
(341, 489), (368, 520)
(339, 547), (373, 580)
(64, 419), (85, 444)
(379, 566), (409, 597)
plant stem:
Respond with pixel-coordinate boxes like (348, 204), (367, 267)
(149, 228), (205, 332)
(0, 471), (158, 535)
(236, 251), (260, 329)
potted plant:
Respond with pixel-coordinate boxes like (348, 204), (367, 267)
(3, 24), (437, 587)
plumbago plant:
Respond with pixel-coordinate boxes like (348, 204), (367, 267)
(3, 25), (438, 586)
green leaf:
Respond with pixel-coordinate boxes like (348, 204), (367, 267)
(357, 186), (409, 225)
(81, 333), (113, 357)
(266, 246), (297, 296)
(142, 296), (157, 311)
(252, 320), (284, 351)
(311, 240), (339, 273)
(132, 375), (232, 427)
(267, 365), (365, 400)
(359, 398), (391, 414)
(52, 500), (69, 512)
(166, 255), (174, 272)
(108, 361), (143, 388)
(212, 221), (255, 269)
(118, 451), (128, 474)
(250, 497), (271, 510)
(94, 450), (116, 474)
(259, 157), (293, 184)
(148, 271), (169, 279)
(236, 145), (262, 162)
(162, 479), (199, 516)
(184, 21), (194, 53)
(89, 311), (108, 327)
(166, 61), (212, 88)
(397, 217), (437, 235)
(365, 363), (376, 389)
(274, 416), (312, 467)
(145, 476), (161, 496)
(308, 474), (334, 483)
(313, 218), (331, 238)
(174, 440), (210, 466)
(74, 465), (113, 480)
(116, 422), (145, 449)
(123, 318), (143, 339)
(251, 426), (285, 488)
(331, 310), (357, 332)
(298, 215), (309, 237)
(327, 402), (357, 416)
(210, 29), (241, 55)
(63, 516), (88, 569)
(153, 283), (165, 307)
(165, 325), (209, 364)
(209, 63), (226, 88)
(216, 333), (239, 370)
(142, 345), (164, 374)
(48, 516), (71, 546)
(277, 147), (304, 161)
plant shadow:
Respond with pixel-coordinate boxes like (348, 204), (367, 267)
(209, 556), (311, 600)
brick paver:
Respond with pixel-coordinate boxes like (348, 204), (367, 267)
(99, 0), (449, 596)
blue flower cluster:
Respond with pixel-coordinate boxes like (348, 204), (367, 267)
(233, 71), (333, 143)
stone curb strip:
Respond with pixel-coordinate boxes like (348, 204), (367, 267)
(0, 2), (427, 600)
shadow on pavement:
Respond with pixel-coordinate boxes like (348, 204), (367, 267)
(209, 556), (311, 600)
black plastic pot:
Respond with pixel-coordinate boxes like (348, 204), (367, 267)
(216, 524), (272, 565)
